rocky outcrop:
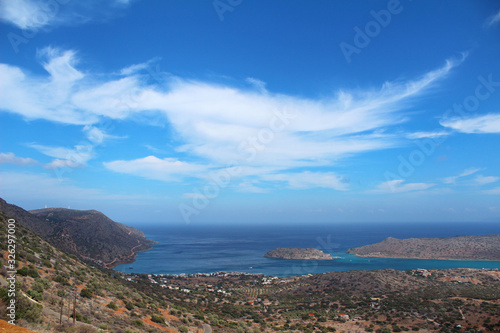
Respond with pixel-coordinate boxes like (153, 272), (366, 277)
(265, 248), (333, 260)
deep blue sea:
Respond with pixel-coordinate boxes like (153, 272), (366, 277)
(114, 222), (500, 277)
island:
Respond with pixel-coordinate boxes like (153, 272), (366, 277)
(347, 234), (500, 261)
(265, 248), (333, 260)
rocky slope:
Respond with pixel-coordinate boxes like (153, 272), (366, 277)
(347, 235), (500, 260)
(264, 248), (333, 260)
(0, 198), (155, 267)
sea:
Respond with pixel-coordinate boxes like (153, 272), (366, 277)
(114, 222), (500, 277)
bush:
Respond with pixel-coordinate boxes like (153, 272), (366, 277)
(17, 266), (39, 278)
(53, 275), (70, 286)
(16, 294), (43, 323)
(31, 279), (50, 293)
(80, 288), (94, 298)
(106, 302), (119, 310)
(151, 314), (165, 324)
(26, 289), (43, 301)
(178, 325), (188, 333)
(133, 319), (143, 327)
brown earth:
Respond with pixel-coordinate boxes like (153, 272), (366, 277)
(0, 320), (35, 332)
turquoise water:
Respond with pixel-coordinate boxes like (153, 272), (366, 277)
(114, 222), (500, 277)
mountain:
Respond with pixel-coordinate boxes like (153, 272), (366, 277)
(0, 200), (187, 333)
(0, 198), (155, 267)
(29, 207), (156, 267)
(347, 235), (500, 260)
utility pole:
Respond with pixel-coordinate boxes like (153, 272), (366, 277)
(67, 290), (72, 323)
(73, 289), (77, 325)
(59, 292), (65, 325)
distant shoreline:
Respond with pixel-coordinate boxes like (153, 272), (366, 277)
(349, 253), (500, 262)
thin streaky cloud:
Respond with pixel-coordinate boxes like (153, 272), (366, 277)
(474, 175), (499, 186)
(406, 131), (450, 139)
(0, 152), (38, 166)
(440, 114), (500, 134)
(372, 179), (434, 194)
(442, 168), (481, 184)
(485, 9), (500, 27)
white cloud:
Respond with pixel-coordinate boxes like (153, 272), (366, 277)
(237, 181), (268, 193)
(83, 125), (124, 144)
(1, 48), (464, 189)
(0, 0), (135, 31)
(483, 187), (500, 195)
(474, 175), (499, 186)
(485, 9), (500, 28)
(104, 156), (207, 182)
(440, 114), (500, 134)
(29, 143), (93, 166)
(262, 172), (348, 191)
(442, 168), (480, 184)
(44, 159), (84, 170)
(0, 152), (37, 165)
(406, 131), (450, 139)
(0, 0), (49, 30)
(373, 179), (434, 193)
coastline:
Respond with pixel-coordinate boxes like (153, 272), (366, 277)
(350, 253), (500, 262)
(107, 242), (156, 269)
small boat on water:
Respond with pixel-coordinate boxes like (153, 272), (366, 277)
(129, 266), (133, 269)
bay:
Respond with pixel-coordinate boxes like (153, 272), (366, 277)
(114, 222), (500, 276)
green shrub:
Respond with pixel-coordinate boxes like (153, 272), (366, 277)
(17, 266), (39, 278)
(151, 314), (165, 324)
(178, 325), (188, 333)
(106, 302), (119, 310)
(53, 275), (70, 286)
(80, 288), (94, 298)
(133, 319), (143, 327)
(26, 289), (43, 301)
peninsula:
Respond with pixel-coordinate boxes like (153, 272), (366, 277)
(347, 234), (500, 261)
(265, 248), (333, 260)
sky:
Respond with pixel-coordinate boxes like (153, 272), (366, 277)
(0, 0), (499, 226)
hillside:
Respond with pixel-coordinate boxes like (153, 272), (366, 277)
(0, 202), (198, 333)
(347, 235), (500, 260)
(1, 199), (499, 332)
(28, 206), (156, 267)
(264, 248), (333, 260)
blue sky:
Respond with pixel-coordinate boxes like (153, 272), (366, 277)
(0, 0), (499, 225)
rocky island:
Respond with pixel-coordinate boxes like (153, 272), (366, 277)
(265, 248), (333, 260)
(347, 234), (500, 261)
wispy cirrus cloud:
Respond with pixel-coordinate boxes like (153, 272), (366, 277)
(483, 187), (500, 195)
(262, 172), (348, 191)
(406, 131), (450, 140)
(29, 143), (93, 168)
(0, 152), (38, 166)
(474, 175), (499, 186)
(103, 156), (208, 182)
(1, 47), (464, 190)
(442, 168), (480, 184)
(440, 114), (500, 134)
(372, 179), (434, 193)
(0, 0), (136, 31)
(485, 9), (500, 28)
